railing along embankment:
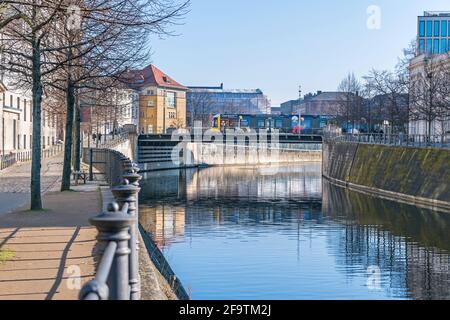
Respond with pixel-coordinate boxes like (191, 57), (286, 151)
(79, 149), (142, 300)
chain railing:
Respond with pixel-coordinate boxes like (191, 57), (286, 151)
(0, 144), (64, 171)
(79, 150), (142, 300)
(330, 133), (450, 149)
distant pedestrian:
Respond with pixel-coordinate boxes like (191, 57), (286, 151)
(92, 133), (97, 141)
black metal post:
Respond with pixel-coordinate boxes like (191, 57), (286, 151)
(89, 148), (94, 181)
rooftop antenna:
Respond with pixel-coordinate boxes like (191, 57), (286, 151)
(298, 85), (302, 100)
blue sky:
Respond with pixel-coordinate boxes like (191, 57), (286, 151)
(149, 0), (449, 105)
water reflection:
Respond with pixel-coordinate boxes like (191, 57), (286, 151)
(323, 182), (450, 300)
(139, 164), (450, 300)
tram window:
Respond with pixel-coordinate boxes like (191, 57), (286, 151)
(275, 119), (283, 128)
(257, 120), (265, 128)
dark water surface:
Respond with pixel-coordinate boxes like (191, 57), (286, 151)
(139, 164), (450, 300)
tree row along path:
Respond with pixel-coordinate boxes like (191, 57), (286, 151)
(0, 155), (100, 300)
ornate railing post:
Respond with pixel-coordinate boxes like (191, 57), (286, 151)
(112, 177), (141, 300)
(80, 202), (133, 300)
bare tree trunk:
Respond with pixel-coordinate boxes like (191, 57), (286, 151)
(30, 38), (43, 210)
(61, 49), (75, 191)
(74, 97), (81, 172)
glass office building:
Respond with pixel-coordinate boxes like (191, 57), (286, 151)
(418, 11), (450, 55)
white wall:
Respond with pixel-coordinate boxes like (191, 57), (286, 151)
(0, 85), (58, 155)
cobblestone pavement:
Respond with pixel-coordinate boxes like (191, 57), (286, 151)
(0, 155), (63, 214)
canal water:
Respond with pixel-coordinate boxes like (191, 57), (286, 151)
(139, 164), (450, 300)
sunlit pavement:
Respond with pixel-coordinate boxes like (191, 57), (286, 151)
(0, 184), (100, 300)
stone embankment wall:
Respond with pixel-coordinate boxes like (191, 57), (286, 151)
(322, 141), (450, 212)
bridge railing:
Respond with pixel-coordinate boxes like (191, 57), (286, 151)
(332, 133), (450, 149)
(80, 149), (142, 300)
(83, 132), (129, 149)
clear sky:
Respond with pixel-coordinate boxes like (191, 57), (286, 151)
(149, 0), (450, 105)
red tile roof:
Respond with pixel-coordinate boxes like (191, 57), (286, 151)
(124, 64), (187, 91)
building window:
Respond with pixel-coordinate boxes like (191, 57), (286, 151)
(434, 39), (440, 54)
(442, 21), (448, 37)
(10, 95), (13, 108)
(427, 20), (433, 37)
(24, 100), (27, 121)
(165, 92), (176, 108)
(23, 135), (26, 150)
(419, 21), (425, 37)
(419, 39), (425, 53)
(147, 100), (154, 107)
(441, 39), (447, 53)
(13, 119), (16, 149)
(427, 39), (433, 54)
(17, 97), (20, 109)
(30, 135), (32, 149)
(434, 20), (440, 37)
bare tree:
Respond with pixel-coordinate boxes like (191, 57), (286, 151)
(49, 0), (189, 191)
(187, 90), (215, 127)
(1, 0), (68, 210)
(1, 0), (190, 207)
(336, 72), (362, 132)
(409, 56), (449, 139)
(364, 69), (409, 133)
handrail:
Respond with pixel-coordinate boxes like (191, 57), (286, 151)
(83, 242), (117, 300)
(79, 151), (142, 301)
(326, 133), (450, 149)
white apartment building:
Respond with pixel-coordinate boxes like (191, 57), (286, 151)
(115, 88), (139, 131)
(409, 11), (450, 136)
(0, 76), (58, 156)
(408, 53), (450, 137)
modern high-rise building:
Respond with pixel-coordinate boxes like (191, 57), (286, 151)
(411, 11), (450, 136)
(417, 11), (450, 55)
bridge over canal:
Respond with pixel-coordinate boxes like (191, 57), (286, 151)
(137, 133), (323, 171)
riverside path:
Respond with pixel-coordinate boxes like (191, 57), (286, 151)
(0, 155), (100, 299)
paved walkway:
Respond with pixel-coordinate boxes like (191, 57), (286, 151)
(0, 156), (63, 215)
(0, 156), (101, 300)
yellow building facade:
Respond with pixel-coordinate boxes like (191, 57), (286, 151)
(126, 64), (187, 134)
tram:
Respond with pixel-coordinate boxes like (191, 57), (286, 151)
(212, 114), (328, 134)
